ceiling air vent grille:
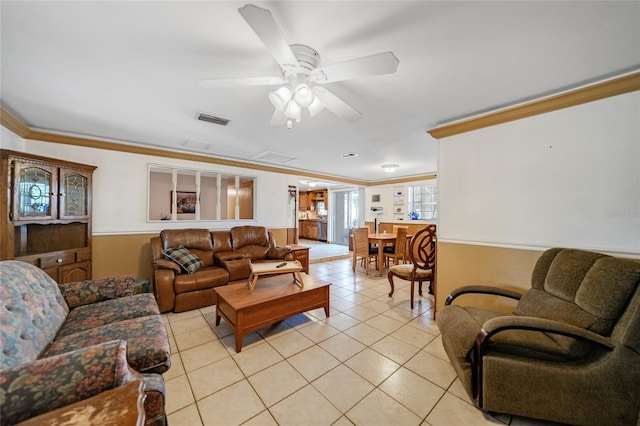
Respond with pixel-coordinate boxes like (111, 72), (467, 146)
(198, 113), (230, 126)
(252, 151), (297, 164)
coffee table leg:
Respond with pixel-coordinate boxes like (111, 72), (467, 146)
(235, 333), (243, 352)
(324, 288), (330, 317)
(215, 293), (221, 326)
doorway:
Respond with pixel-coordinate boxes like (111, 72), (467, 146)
(331, 189), (359, 246)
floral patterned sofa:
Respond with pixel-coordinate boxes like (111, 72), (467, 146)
(0, 261), (171, 425)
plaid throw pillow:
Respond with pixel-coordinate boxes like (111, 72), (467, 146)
(162, 245), (205, 274)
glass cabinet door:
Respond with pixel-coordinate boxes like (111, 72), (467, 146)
(14, 161), (57, 220)
(59, 168), (91, 219)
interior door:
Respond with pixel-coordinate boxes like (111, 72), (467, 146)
(331, 190), (359, 246)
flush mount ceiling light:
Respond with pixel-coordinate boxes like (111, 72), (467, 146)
(382, 164), (399, 173)
(198, 4), (399, 129)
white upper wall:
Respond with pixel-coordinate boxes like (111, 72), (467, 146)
(0, 130), (297, 234)
(438, 91), (640, 255)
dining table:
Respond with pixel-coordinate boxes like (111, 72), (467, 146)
(367, 232), (401, 276)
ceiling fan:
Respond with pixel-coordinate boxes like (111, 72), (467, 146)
(199, 4), (400, 128)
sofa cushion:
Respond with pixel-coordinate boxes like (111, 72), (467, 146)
(57, 293), (161, 338)
(163, 245), (205, 274)
(211, 230), (233, 253)
(43, 315), (171, 374)
(231, 226), (269, 250)
(161, 228), (215, 267)
(173, 266), (229, 294)
(517, 250), (640, 336)
(0, 261), (69, 369)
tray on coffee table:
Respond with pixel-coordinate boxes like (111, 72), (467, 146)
(248, 260), (304, 293)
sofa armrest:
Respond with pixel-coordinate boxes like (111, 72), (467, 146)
(153, 258), (182, 273)
(0, 340), (142, 425)
(219, 258), (252, 281)
(215, 251), (247, 262)
(59, 275), (151, 309)
(266, 246), (292, 260)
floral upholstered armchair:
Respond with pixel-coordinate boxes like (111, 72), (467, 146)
(0, 261), (171, 425)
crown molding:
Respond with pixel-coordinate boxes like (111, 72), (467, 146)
(1, 110), (434, 187)
(0, 108), (31, 137)
(428, 71), (640, 139)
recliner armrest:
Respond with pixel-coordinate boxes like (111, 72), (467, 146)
(445, 285), (524, 306)
(478, 315), (614, 350)
(0, 340), (142, 425)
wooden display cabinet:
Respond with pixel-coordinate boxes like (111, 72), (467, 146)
(1, 150), (96, 283)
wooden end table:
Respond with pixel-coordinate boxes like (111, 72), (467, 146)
(287, 244), (310, 273)
(18, 380), (145, 426)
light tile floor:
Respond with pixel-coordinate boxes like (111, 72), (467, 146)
(161, 257), (562, 426)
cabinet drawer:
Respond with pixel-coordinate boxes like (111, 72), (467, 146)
(40, 252), (75, 268)
(76, 248), (91, 262)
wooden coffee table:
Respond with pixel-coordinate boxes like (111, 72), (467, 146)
(215, 274), (331, 352)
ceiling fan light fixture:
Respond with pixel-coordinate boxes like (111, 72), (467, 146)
(308, 96), (325, 117)
(283, 100), (301, 121)
(293, 83), (315, 107)
(268, 86), (292, 111)
(382, 164), (399, 173)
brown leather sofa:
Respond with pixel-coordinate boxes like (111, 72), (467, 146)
(150, 226), (292, 313)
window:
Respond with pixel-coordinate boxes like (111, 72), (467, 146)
(148, 165), (255, 221)
(408, 183), (437, 220)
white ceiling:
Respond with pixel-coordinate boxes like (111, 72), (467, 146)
(1, 1), (639, 184)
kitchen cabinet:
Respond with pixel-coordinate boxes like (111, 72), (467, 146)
(299, 189), (328, 213)
(1, 150), (96, 283)
(299, 192), (309, 211)
(299, 219), (320, 240)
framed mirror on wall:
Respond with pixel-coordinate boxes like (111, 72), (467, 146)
(148, 165), (255, 221)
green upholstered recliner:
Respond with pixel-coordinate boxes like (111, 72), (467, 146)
(437, 248), (640, 425)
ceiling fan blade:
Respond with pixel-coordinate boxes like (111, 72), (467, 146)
(238, 4), (299, 74)
(270, 109), (287, 126)
(198, 76), (285, 88)
(312, 86), (362, 123)
(310, 52), (399, 84)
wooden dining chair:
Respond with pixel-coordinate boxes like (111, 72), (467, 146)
(387, 224), (437, 316)
(383, 226), (407, 266)
(352, 227), (378, 275)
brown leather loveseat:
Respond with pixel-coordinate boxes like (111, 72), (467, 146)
(150, 226), (292, 313)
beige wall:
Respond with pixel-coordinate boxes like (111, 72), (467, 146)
(436, 242), (543, 314)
